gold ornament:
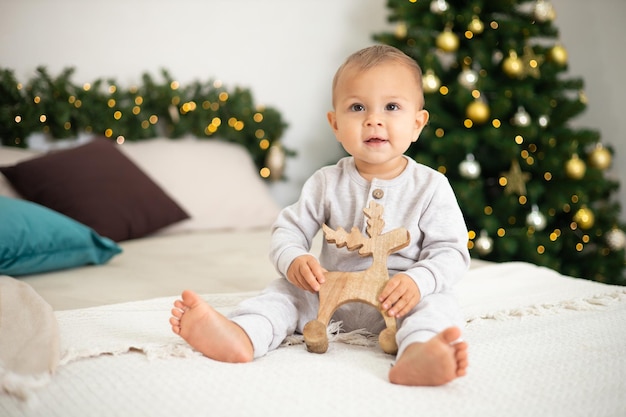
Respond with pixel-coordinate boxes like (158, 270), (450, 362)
(422, 70), (441, 94)
(565, 154), (586, 180)
(573, 206), (595, 230)
(468, 15), (484, 34)
(588, 144), (612, 170)
(466, 100), (490, 124)
(502, 50), (524, 78)
(436, 29), (460, 53)
(500, 159), (531, 196)
(548, 44), (568, 66)
(395, 22), (407, 39)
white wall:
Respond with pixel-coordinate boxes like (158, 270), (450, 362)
(1, 0), (625, 217)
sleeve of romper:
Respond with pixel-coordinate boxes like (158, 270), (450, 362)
(404, 176), (470, 297)
(269, 170), (327, 278)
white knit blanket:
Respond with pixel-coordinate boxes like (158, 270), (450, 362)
(2, 262), (626, 417)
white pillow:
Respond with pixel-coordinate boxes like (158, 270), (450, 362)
(118, 138), (281, 233)
(0, 147), (43, 198)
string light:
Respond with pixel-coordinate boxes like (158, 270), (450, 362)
(1, 67), (289, 180)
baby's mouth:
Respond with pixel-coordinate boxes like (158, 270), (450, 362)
(365, 137), (388, 143)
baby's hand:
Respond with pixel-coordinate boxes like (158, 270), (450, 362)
(286, 255), (326, 293)
(379, 273), (421, 318)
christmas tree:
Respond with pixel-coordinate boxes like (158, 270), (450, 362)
(374, 0), (625, 285)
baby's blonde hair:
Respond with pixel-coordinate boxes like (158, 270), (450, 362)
(331, 44), (425, 108)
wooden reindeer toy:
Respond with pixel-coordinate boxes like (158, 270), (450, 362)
(303, 201), (410, 355)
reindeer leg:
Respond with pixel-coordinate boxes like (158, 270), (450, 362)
(303, 320), (328, 353)
(379, 314), (398, 355)
(303, 271), (349, 353)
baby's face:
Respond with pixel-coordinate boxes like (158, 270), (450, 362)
(328, 62), (428, 179)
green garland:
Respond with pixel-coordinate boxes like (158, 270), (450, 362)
(0, 67), (291, 179)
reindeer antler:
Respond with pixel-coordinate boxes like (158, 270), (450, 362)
(322, 201), (389, 257)
(322, 224), (367, 252)
(363, 201), (385, 237)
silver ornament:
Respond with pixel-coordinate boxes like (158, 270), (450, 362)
(265, 142), (286, 180)
(534, 0), (556, 22)
(474, 230), (493, 256)
(492, 50), (504, 65)
(459, 154), (481, 179)
(526, 205), (547, 231)
(606, 228), (626, 251)
(512, 106), (531, 127)
(430, 0), (449, 14)
(538, 115), (549, 128)
(458, 68), (479, 89)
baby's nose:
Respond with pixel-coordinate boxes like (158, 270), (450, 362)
(365, 112), (383, 126)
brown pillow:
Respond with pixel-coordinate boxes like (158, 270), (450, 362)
(0, 137), (189, 242)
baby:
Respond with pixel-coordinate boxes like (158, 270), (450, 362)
(170, 44), (470, 386)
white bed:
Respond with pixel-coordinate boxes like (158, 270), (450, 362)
(1, 138), (625, 417)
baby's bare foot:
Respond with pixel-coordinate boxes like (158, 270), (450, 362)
(389, 327), (468, 386)
(170, 290), (253, 363)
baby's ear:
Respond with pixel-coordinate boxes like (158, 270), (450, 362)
(413, 109), (429, 141)
(327, 111), (338, 133)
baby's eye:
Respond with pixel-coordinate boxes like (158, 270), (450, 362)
(350, 103), (365, 112)
(386, 103), (399, 111)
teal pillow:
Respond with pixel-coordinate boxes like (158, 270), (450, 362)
(0, 196), (122, 276)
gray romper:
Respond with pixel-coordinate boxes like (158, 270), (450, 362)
(230, 156), (470, 358)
